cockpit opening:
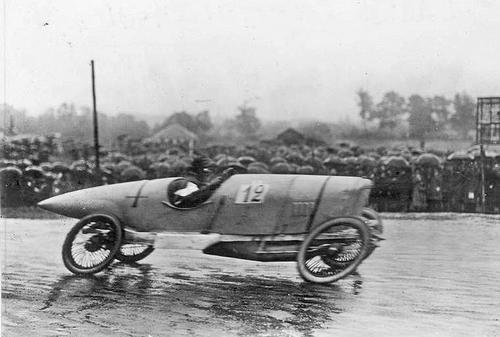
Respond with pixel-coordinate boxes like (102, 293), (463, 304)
(167, 167), (236, 208)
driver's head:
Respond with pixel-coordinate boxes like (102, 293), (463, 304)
(190, 155), (216, 173)
(187, 155), (217, 184)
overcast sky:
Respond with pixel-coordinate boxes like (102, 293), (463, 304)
(3, 0), (500, 123)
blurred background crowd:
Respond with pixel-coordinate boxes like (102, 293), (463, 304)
(2, 130), (499, 214)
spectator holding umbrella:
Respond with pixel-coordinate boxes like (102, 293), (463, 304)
(490, 162), (500, 213)
(443, 151), (474, 212)
(0, 166), (23, 207)
(412, 153), (443, 212)
(382, 156), (412, 212)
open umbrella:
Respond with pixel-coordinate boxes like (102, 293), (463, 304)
(51, 161), (71, 173)
(416, 153), (441, 167)
(337, 149), (354, 158)
(121, 166), (146, 182)
(238, 156), (256, 166)
(248, 161), (269, 171)
(358, 155), (378, 167)
(323, 156), (345, 169)
(269, 156), (286, 165)
(385, 156), (410, 168)
(344, 156), (359, 166)
(447, 151), (473, 161)
(469, 149), (498, 158)
(0, 166), (23, 183)
(24, 166), (46, 179)
(297, 165), (314, 174)
(271, 162), (293, 174)
(247, 164), (269, 174)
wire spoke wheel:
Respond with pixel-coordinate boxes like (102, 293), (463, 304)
(115, 243), (154, 263)
(62, 214), (122, 275)
(297, 217), (369, 283)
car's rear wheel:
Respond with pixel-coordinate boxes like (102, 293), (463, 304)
(62, 214), (122, 275)
(361, 207), (380, 223)
(297, 217), (369, 283)
(360, 207), (382, 259)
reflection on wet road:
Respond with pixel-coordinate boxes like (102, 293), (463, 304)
(2, 214), (500, 336)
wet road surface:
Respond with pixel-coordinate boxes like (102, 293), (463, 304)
(2, 214), (500, 336)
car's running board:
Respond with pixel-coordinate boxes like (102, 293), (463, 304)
(124, 229), (221, 250)
(124, 230), (311, 251)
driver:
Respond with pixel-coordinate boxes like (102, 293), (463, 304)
(170, 156), (236, 208)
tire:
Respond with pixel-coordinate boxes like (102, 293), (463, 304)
(297, 217), (370, 283)
(361, 207), (380, 222)
(62, 214), (123, 275)
(360, 207), (382, 259)
(115, 244), (154, 263)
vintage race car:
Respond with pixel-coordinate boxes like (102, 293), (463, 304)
(38, 174), (383, 283)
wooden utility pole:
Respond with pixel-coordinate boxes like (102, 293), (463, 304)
(91, 60), (101, 180)
(479, 143), (486, 213)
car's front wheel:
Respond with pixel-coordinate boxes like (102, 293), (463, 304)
(62, 214), (123, 275)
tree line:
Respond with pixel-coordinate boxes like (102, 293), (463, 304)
(356, 90), (476, 146)
(1, 102), (263, 147)
(1, 103), (150, 146)
(2, 90), (478, 149)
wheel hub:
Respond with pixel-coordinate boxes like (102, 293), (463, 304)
(84, 235), (107, 252)
(325, 243), (343, 257)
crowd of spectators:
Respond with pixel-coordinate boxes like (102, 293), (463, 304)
(2, 134), (500, 214)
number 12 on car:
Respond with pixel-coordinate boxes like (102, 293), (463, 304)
(235, 182), (269, 204)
